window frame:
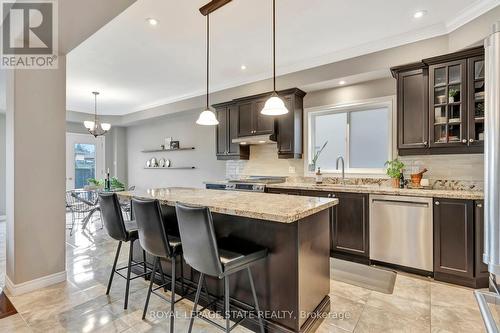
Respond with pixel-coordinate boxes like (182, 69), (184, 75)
(306, 96), (395, 176)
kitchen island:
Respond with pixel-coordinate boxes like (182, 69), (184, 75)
(118, 187), (338, 333)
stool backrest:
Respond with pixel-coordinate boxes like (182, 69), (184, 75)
(175, 203), (223, 277)
(132, 198), (171, 258)
(99, 192), (128, 241)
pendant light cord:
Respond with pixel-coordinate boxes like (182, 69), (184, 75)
(94, 93), (98, 124)
(206, 14), (210, 110)
(273, 0), (276, 93)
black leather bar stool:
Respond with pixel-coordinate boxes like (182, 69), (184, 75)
(175, 203), (268, 333)
(132, 198), (186, 333)
(98, 192), (149, 309)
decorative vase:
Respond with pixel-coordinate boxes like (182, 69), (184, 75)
(449, 96), (455, 103)
(392, 178), (399, 188)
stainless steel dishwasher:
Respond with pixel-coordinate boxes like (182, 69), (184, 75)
(369, 194), (433, 272)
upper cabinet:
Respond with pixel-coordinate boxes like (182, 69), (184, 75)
(214, 102), (250, 160)
(392, 64), (429, 153)
(392, 46), (484, 155)
(236, 98), (274, 137)
(213, 88), (306, 160)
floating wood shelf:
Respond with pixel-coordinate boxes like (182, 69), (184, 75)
(144, 166), (196, 170)
(141, 147), (195, 153)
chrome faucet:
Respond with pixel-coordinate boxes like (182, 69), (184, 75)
(336, 156), (345, 185)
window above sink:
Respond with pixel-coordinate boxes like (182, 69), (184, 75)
(306, 97), (395, 176)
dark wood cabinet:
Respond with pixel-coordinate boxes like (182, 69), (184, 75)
(474, 200), (489, 285)
(331, 192), (369, 259)
(276, 92), (305, 159)
(391, 46), (484, 155)
(392, 64), (429, 154)
(468, 56), (485, 147)
(428, 60), (468, 148)
(298, 189), (369, 260)
(236, 99), (274, 137)
(214, 103), (249, 160)
(214, 88), (305, 159)
(434, 198), (474, 279)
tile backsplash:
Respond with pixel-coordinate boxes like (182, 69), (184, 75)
(225, 145), (484, 190)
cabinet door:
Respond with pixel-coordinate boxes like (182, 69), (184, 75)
(468, 56), (485, 147)
(227, 105), (241, 156)
(332, 193), (369, 257)
(433, 198), (474, 278)
(397, 68), (429, 149)
(475, 200), (488, 277)
(237, 102), (254, 137)
(254, 99), (275, 135)
(277, 96), (295, 155)
(216, 108), (228, 156)
(429, 60), (468, 148)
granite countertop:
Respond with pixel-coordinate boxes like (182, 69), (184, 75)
(267, 182), (484, 200)
(117, 187), (338, 223)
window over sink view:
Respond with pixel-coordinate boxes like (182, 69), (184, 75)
(308, 99), (392, 174)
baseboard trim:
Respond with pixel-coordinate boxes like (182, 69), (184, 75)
(0, 215), (6, 222)
(5, 271), (67, 296)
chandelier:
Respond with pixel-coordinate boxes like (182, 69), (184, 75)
(84, 92), (111, 137)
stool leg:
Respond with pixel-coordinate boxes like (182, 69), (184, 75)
(180, 256), (185, 294)
(224, 275), (230, 333)
(202, 275), (214, 311)
(143, 257), (158, 320)
(248, 267), (265, 333)
(188, 273), (204, 333)
(158, 260), (167, 291)
(106, 241), (122, 295)
(142, 249), (147, 277)
(169, 255), (176, 333)
(124, 240), (134, 309)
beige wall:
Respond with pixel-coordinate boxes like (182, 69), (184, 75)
(0, 113), (5, 215)
(6, 58), (67, 286)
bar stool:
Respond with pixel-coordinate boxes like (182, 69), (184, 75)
(132, 198), (186, 333)
(99, 192), (149, 309)
(175, 203), (268, 333)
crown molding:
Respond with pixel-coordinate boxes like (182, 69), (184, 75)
(446, 0), (500, 32)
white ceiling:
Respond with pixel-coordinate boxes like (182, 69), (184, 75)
(67, 0), (499, 115)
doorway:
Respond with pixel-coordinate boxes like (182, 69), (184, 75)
(66, 133), (105, 190)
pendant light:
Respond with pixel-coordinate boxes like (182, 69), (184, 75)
(261, 0), (288, 116)
(84, 92), (111, 137)
(196, 14), (219, 126)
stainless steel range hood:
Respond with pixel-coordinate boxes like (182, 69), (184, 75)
(232, 134), (276, 145)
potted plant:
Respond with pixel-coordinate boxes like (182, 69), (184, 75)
(449, 88), (459, 103)
(385, 159), (405, 188)
(309, 141), (328, 172)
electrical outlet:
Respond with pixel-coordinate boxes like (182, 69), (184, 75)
(289, 166), (296, 174)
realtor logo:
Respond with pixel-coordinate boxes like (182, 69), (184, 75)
(1, 0), (58, 69)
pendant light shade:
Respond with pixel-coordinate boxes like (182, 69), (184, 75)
(197, 14), (219, 126)
(261, 93), (289, 116)
(84, 92), (110, 137)
(261, 0), (288, 116)
(196, 109), (219, 125)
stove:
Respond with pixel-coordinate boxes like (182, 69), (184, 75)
(205, 176), (286, 192)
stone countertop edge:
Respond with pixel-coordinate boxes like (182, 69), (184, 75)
(117, 189), (339, 224)
(267, 183), (484, 200)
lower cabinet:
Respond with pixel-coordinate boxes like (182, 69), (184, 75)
(331, 192), (369, 260)
(433, 198), (488, 288)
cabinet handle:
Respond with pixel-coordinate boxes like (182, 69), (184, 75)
(477, 203), (483, 208)
(435, 201), (440, 206)
(462, 139), (467, 144)
(469, 138), (474, 143)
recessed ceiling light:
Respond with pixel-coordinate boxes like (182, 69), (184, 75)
(146, 18), (158, 26)
(339, 80), (346, 85)
(413, 10), (427, 19)
(241, 65), (247, 70)
(241, 142), (247, 145)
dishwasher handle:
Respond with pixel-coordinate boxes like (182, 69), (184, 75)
(371, 198), (430, 208)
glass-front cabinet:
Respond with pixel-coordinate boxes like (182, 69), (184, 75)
(429, 60), (467, 147)
(468, 56), (485, 146)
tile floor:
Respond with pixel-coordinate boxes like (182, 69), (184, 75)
(0, 216), (491, 332)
